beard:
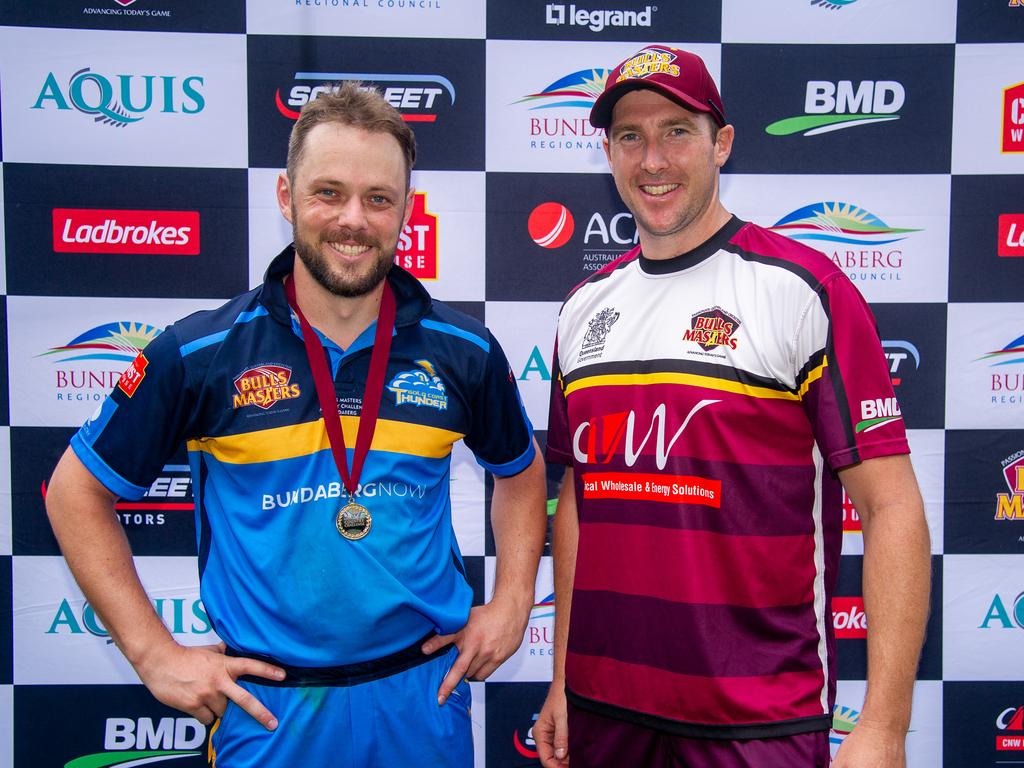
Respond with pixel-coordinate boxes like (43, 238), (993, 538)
(291, 223), (395, 299)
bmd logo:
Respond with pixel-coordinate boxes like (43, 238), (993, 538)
(855, 397), (902, 433)
(70, 717), (207, 767)
(766, 80), (904, 136)
(1002, 82), (1024, 153)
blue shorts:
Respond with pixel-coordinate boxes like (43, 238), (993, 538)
(210, 644), (472, 768)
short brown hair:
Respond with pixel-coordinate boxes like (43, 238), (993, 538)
(286, 81), (417, 186)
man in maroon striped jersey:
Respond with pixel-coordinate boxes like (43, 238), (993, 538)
(535, 44), (930, 768)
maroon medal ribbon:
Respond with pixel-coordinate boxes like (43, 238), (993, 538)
(285, 273), (396, 538)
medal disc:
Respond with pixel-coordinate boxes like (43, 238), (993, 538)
(337, 502), (372, 540)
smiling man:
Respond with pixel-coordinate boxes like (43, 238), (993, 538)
(535, 46), (931, 768)
(45, 83), (546, 768)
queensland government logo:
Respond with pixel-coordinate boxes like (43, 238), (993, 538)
(765, 80), (904, 137)
(577, 307), (619, 363)
(769, 201), (919, 283)
(996, 450), (1024, 522)
(515, 68), (611, 151)
(41, 322), (161, 402)
(683, 306), (740, 352)
(233, 365), (301, 410)
(32, 68), (204, 127)
(276, 73), (454, 123)
(388, 360), (447, 409)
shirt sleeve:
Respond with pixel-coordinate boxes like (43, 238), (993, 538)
(796, 272), (909, 472)
(462, 330), (536, 477)
(70, 326), (197, 499)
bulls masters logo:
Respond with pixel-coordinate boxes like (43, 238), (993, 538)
(578, 307), (619, 363)
(684, 306), (741, 352)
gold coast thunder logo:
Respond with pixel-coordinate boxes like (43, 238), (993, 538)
(232, 365), (301, 410)
(388, 360), (448, 410)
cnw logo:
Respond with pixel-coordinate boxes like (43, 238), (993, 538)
(572, 400), (718, 468)
(855, 397), (902, 433)
(997, 706), (1024, 752)
(766, 80), (904, 137)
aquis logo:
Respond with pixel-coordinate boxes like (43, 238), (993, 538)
(980, 591), (1024, 629)
(995, 449), (1024, 522)
(40, 322), (161, 403)
(769, 202), (919, 283)
(232, 365), (301, 410)
(387, 360), (448, 410)
(515, 68), (611, 151)
(276, 74), (455, 124)
(683, 306), (740, 352)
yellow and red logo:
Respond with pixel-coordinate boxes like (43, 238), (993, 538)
(996, 451), (1024, 521)
(232, 365), (301, 410)
(117, 353), (148, 398)
(1002, 82), (1024, 153)
(683, 307), (740, 351)
(394, 192), (438, 280)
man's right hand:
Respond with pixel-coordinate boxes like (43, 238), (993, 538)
(535, 683), (569, 767)
(135, 640), (286, 730)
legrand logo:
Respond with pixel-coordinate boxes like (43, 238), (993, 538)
(276, 74), (454, 123)
(765, 80), (904, 137)
(47, 597), (212, 640)
(66, 717), (206, 768)
(53, 208), (199, 255)
(544, 3), (656, 32)
(32, 68), (205, 127)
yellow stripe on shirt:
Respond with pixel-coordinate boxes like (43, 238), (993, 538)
(564, 371), (803, 401)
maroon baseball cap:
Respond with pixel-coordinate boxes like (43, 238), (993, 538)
(590, 45), (726, 129)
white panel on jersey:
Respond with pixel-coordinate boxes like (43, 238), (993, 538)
(246, 0), (485, 38)
(952, 43), (1024, 175)
(0, 28), (248, 168)
(721, 0), (956, 44)
(486, 555), (555, 683)
(945, 303), (1024, 430)
(721, 173), (950, 303)
(485, 301), (561, 432)
(14, 556), (216, 685)
(8, 296), (223, 428)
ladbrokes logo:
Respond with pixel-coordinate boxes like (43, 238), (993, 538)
(995, 450), (1024, 522)
(1002, 82), (1024, 153)
(232, 365), (301, 410)
(276, 74), (454, 124)
(70, 716), (206, 768)
(766, 80), (904, 137)
(394, 192), (438, 279)
(53, 208), (200, 255)
(515, 69), (610, 152)
(769, 202), (919, 284)
(683, 306), (740, 352)
(997, 706), (1024, 751)
(833, 596), (867, 639)
(998, 214), (1024, 257)
(32, 68), (204, 127)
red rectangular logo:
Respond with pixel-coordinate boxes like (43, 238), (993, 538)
(1003, 83), (1024, 153)
(832, 596), (867, 639)
(998, 214), (1024, 257)
(52, 208), (200, 255)
(118, 354), (148, 398)
(997, 735), (1024, 751)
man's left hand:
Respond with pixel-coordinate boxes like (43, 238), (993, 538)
(833, 721), (907, 768)
(421, 600), (528, 705)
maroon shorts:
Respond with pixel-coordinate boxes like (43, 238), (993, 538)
(567, 699), (831, 768)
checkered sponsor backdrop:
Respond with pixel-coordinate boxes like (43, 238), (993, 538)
(0, 1), (1021, 765)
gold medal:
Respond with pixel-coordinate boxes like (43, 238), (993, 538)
(337, 502), (372, 540)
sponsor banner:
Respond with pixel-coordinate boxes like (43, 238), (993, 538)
(485, 39), (722, 174)
(841, 430), (945, 557)
(246, 35), (484, 170)
(0, 686), (9, 768)
(957, 1), (1024, 43)
(247, 168), (486, 300)
(484, 301), (560, 431)
(486, 172), (633, 301)
(943, 554), (1024, 680)
(0, 429), (11, 557)
(482, 681), (550, 766)
(580, 472), (721, 506)
(870, 303), (947, 429)
(721, 0), (956, 44)
(487, 556), (555, 682)
(7, 296), (222, 427)
(0, 27), (247, 168)
(0, 0), (244, 33)
(487, 0), (719, 42)
(831, 680), (942, 766)
(952, 43), (1024, 173)
(3, 164), (248, 298)
(245, 0), (485, 39)
(944, 681), (1024, 765)
(0, 301), (8, 427)
(722, 43), (954, 174)
(14, 684), (209, 768)
(949, 175), (1024, 302)
(0, 559), (9, 684)
(723, 174), (950, 303)
(943, 430), (1024, 555)
(13, 556), (217, 684)
(945, 302), (1024, 429)
(451, 440), (486, 558)
(11, 427), (197, 557)
(0, 167), (6, 294)
(834, 555), (942, 680)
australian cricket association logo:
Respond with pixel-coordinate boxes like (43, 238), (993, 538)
(578, 307), (619, 363)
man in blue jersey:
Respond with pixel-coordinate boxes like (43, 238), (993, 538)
(45, 82), (546, 767)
